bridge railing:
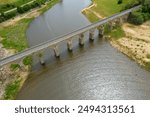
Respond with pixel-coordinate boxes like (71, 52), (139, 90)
(0, 5), (141, 66)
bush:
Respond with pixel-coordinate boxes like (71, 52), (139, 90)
(23, 56), (32, 65)
(3, 10), (17, 20)
(10, 64), (20, 71)
(147, 54), (150, 59)
(0, 14), (5, 23)
(142, 12), (150, 21)
(17, 6), (25, 13)
(118, 0), (123, 4)
(22, 4), (31, 12)
(122, 0), (140, 10)
(128, 11), (144, 25)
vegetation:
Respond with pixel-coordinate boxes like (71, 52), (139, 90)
(4, 80), (21, 99)
(0, 18), (33, 52)
(147, 54), (150, 59)
(23, 56), (32, 65)
(127, 0), (150, 25)
(10, 64), (20, 71)
(0, 0), (33, 12)
(144, 61), (150, 70)
(83, 0), (135, 22)
(107, 27), (125, 39)
(0, 0), (51, 23)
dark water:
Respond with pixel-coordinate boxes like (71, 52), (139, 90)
(17, 0), (150, 100)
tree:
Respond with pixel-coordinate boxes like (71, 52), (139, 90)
(128, 11), (144, 25)
(118, 0), (123, 4)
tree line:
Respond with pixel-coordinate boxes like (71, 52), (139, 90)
(0, 0), (49, 23)
(118, 0), (150, 25)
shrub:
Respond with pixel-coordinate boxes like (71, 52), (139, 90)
(122, 0), (140, 10)
(128, 11), (144, 25)
(147, 54), (150, 59)
(10, 64), (20, 71)
(23, 56), (32, 65)
(22, 4), (31, 12)
(118, 0), (123, 4)
(17, 6), (25, 13)
(3, 9), (17, 20)
(0, 14), (5, 23)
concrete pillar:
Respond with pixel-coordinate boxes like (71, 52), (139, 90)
(119, 17), (123, 25)
(67, 39), (73, 52)
(89, 29), (95, 41)
(79, 33), (84, 46)
(107, 22), (113, 32)
(38, 53), (45, 65)
(98, 26), (104, 38)
(53, 45), (60, 58)
(123, 14), (129, 22)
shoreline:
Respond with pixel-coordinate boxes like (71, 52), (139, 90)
(83, 0), (150, 71)
(0, 0), (59, 99)
(109, 22), (150, 71)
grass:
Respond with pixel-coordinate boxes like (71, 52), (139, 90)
(38, 0), (59, 13)
(84, 0), (135, 22)
(0, 18), (33, 52)
(23, 56), (32, 65)
(0, 0), (18, 5)
(108, 27), (125, 39)
(147, 54), (150, 59)
(4, 80), (21, 100)
(10, 63), (20, 71)
(82, 10), (99, 23)
(0, 0), (59, 52)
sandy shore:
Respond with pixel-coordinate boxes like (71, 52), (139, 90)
(110, 21), (150, 70)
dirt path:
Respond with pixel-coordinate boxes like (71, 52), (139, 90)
(82, 3), (104, 19)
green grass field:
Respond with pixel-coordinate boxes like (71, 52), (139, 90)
(0, 0), (32, 5)
(0, 0), (17, 4)
(83, 0), (135, 22)
(0, 18), (32, 52)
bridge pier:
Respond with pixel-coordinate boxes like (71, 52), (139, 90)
(118, 17), (123, 25)
(67, 39), (73, 52)
(89, 29), (95, 41)
(98, 26), (104, 38)
(38, 53), (45, 65)
(79, 33), (84, 46)
(53, 45), (60, 58)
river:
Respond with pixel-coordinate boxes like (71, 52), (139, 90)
(17, 0), (150, 100)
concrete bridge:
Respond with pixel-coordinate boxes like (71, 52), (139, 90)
(0, 5), (141, 66)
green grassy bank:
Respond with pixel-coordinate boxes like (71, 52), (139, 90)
(83, 0), (135, 22)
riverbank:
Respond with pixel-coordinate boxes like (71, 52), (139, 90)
(110, 21), (150, 71)
(82, 0), (133, 22)
(83, 0), (150, 71)
(0, 0), (59, 99)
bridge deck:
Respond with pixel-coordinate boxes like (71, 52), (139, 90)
(0, 5), (141, 66)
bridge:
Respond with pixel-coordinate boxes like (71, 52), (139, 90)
(0, 5), (141, 66)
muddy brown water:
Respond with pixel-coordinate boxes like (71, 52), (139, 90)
(17, 0), (150, 100)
